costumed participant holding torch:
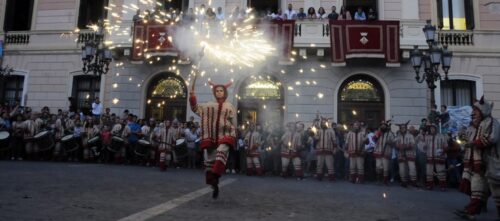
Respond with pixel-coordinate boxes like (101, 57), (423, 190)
(456, 96), (500, 220)
(189, 68), (237, 199)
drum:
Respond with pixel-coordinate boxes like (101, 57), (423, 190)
(135, 139), (151, 157)
(0, 131), (10, 140)
(138, 139), (151, 147)
(134, 145), (148, 157)
(61, 134), (79, 153)
(88, 136), (101, 146)
(108, 136), (124, 153)
(176, 138), (186, 146)
(0, 131), (10, 151)
(34, 131), (55, 152)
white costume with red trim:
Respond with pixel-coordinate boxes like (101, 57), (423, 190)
(315, 127), (337, 180)
(189, 82), (236, 188)
(245, 129), (263, 176)
(281, 130), (303, 178)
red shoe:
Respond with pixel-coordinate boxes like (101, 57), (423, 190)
(357, 175), (364, 184)
(383, 176), (389, 186)
(256, 168), (264, 176)
(328, 175), (336, 182)
(350, 174), (356, 183)
(159, 162), (166, 171)
(439, 181), (446, 191)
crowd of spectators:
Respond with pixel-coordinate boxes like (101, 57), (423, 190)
(0, 98), (465, 191)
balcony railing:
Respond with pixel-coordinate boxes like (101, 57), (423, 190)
(437, 30), (474, 46)
(293, 20), (330, 48)
(77, 30), (103, 44)
(329, 20), (400, 66)
(4, 32), (30, 44)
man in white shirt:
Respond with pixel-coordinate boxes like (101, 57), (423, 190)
(91, 97), (103, 119)
(215, 7), (225, 21)
(283, 3), (297, 20)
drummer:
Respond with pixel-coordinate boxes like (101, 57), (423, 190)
(111, 117), (125, 163)
(82, 117), (95, 161)
(122, 114), (142, 164)
(53, 114), (65, 161)
(24, 112), (38, 160)
(70, 118), (83, 162)
(141, 118), (156, 166)
(10, 114), (24, 160)
(168, 120), (182, 167)
(0, 111), (12, 131)
(65, 113), (75, 135)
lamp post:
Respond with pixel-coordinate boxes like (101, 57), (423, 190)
(81, 20), (112, 76)
(410, 20), (453, 108)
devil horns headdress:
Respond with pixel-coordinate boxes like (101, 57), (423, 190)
(208, 80), (233, 102)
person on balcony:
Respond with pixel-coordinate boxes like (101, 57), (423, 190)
(317, 7), (328, 19)
(328, 6), (339, 20)
(306, 7), (317, 19)
(215, 7), (225, 21)
(367, 8), (377, 21)
(273, 9), (285, 20)
(338, 6), (352, 20)
(283, 3), (297, 20)
(206, 7), (216, 20)
(297, 8), (306, 20)
(354, 6), (367, 21)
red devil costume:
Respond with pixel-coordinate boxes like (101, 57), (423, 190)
(190, 81), (236, 199)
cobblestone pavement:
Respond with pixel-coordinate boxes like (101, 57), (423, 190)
(0, 161), (498, 221)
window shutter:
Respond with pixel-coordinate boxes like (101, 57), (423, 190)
(437, 0), (444, 29)
(464, 0), (474, 30)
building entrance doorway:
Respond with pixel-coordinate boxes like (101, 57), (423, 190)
(145, 72), (187, 121)
(338, 74), (385, 129)
(237, 76), (284, 128)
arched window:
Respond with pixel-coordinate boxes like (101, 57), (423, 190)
(340, 78), (383, 102)
(241, 78), (281, 100)
(146, 73), (187, 121)
(238, 76), (283, 126)
(338, 75), (385, 129)
(150, 77), (187, 99)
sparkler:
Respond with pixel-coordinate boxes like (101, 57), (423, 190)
(82, 3), (334, 108)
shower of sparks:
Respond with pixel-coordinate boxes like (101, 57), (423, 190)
(63, 1), (342, 108)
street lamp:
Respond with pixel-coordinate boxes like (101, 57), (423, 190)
(410, 20), (453, 107)
(81, 20), (112, 76)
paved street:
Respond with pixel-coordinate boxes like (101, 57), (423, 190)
(0, 161), (498, 221)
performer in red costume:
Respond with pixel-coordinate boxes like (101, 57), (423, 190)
(189, 80), (236, 199)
